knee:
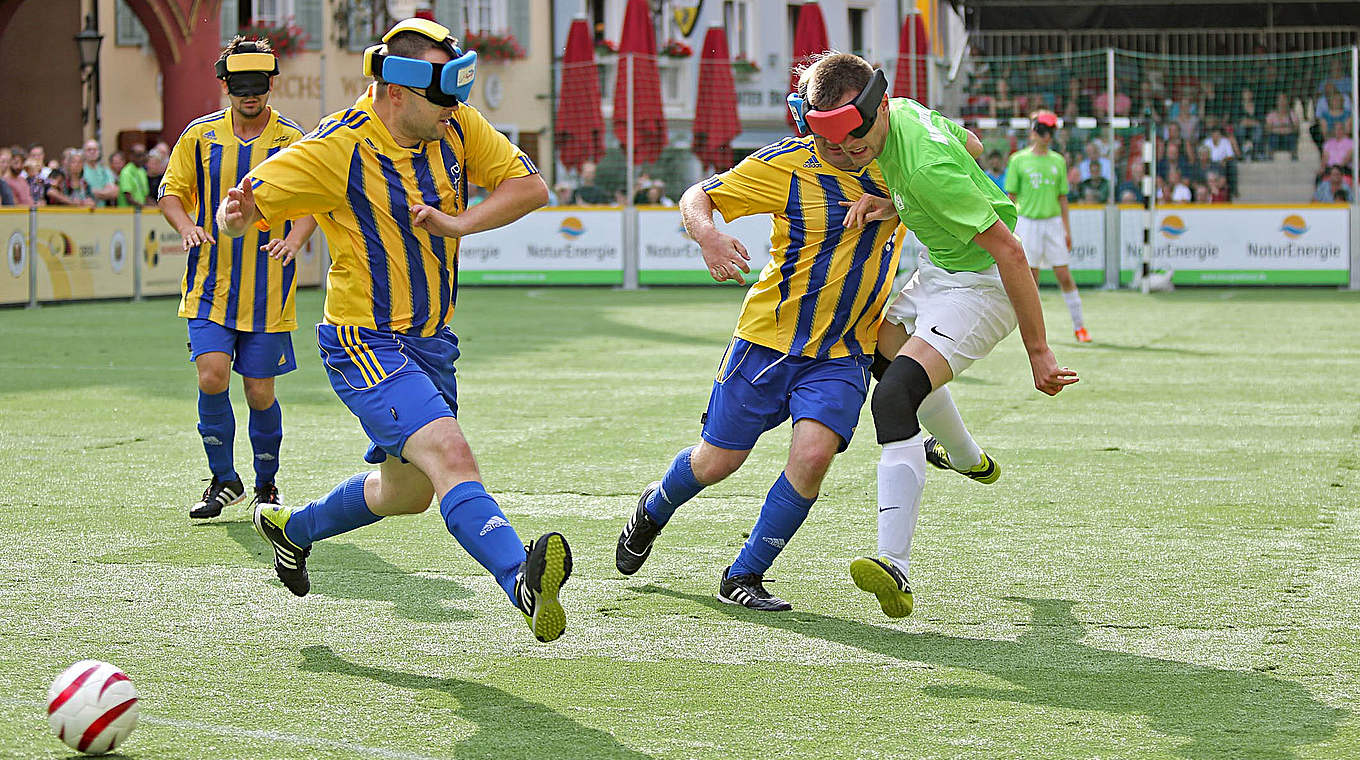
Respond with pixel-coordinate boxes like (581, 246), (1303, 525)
(197, 366), (230, 394)
(242, 382), (275, 410)
(371, 478), (435, 515)
(871, 357), (933, 445)
(691, 444), (746, 484)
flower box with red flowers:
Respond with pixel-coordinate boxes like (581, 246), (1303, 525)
(238, 20), (308, 58)
(464, 32), (526, 62)
(661, 39), (693, 58)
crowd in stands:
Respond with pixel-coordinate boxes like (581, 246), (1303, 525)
(0, 141), (170, 208)
(965, 53), (1355, 204)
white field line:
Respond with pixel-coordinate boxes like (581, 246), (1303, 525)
(2, 698), (444, 760)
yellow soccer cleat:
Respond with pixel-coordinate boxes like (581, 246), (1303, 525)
(924, 436), (1000, 484)
(850, 556), (913, 618)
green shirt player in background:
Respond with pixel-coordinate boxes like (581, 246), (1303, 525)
(1006, 110), (1091, 343)
(793, 53), (1078, 618)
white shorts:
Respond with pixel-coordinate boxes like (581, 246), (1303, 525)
(1014, 215), (1069, 268)
(883, 253), (1018, 376)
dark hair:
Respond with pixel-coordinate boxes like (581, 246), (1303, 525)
(801, 52), (872, 110)
(219, 35), (273, 63)
(987, 150), (1002, 159)
(375, 31), (458, 85)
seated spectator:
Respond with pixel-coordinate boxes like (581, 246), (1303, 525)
(1170, 95), (1202, 142)
(1157, 139), (1192, 181)
(570, 162), (609, 205)
(1078, 173), (1111, 203)
(81, 141), (119, 206)
(1193, 182), (1213, 204)
(1313, 165), (1353, 203)
(1115, 162), (1146, 204)
(2, 148), (32, 206)
(981, 150), (1006, 190)
(1065, 150), (1082, 201)
(1163, 167), (1192, 203)
(1310, 83), (1352, 155)
(1233, 87), (1266, 161)
(1078, 141), (1114, 184)
(1265, 93), (1299, 160)
(1320, 122), (1354, 172)
(1206, 171), (1230, 203)
(1094, 89), (1132, 119)
(645, 181), (675, 207)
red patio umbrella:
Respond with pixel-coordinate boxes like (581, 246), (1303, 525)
(612, 0), (666, 165)
(693, 27), (741, 171)
(555, 17), (605, 172)
(788, 2), (831, 129)
(892, 12), (929, 102)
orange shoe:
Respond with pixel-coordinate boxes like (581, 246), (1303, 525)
(1074, 327), (1092, 343)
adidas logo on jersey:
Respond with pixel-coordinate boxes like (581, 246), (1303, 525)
(803, 156), (822, 169)
(762, 536), (787, 549)
(204, 130), (216, 140)
(480, 516), (511, 536)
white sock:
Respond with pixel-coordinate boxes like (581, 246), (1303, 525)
(877, 434), (927, 575)
(1063, 289), (1085, 330)
(917, 386), (982, 470)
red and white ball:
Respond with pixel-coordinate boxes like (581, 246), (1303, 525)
(46, 660), (139, 755)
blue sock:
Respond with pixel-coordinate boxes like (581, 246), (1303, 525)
(197, 389), (238, 482)
(729, 473), (816, 577)
(440, 482), (525, 604)
(645, 446), (704, 525)
(283, 473), (380, 548)
(248, 401), (283, 487)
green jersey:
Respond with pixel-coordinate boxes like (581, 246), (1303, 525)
(1004, 146), (1067, 219)
(875, 98), (1017, 273)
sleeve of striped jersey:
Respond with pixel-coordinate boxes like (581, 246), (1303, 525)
(159, 130), (199, 203)
(910, 162), (1001, 243)
(699, 156), (787, 223)
(248, 139), (346, 227)
(456, 107), (537, 192)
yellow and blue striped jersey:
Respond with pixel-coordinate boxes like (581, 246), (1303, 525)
(248, 86), (538, 337)
(701, 136), (902, 358)
(161, 107), (306, 332)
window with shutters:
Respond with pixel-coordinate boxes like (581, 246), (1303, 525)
(464, 0), (507, 35)
(115, 0), (148, 47)
(251, 0), (296, 26)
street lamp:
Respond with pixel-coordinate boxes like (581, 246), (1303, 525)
(74, 14), (104, 135)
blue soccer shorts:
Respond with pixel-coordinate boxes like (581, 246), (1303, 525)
(316, 323), (460, 465)
(187, 318), (296, 378)
(701, 338), (872, 453)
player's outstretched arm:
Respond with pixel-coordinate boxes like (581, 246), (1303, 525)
(973, 220), (1078, 395)
(412, 174), (548, 239)
(679, 183), (750, 285)
(159, 194), (215, 250)
(216, 177), (262, 239)
(260, 215), (319, 265)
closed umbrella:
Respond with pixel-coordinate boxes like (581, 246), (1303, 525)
(612, 0), (666, 165)
(892, 12), (929, 102)
(693, 27), (741, 171)
(788, 2), (830, 129)
(555, 17), (605, 172)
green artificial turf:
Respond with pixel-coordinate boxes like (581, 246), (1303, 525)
(0, 286), (1357, 759)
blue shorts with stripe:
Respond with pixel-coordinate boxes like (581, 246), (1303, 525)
(187, 318), (296, 377)
(316, 323), (460, 465)
(701, 338), (872, 453)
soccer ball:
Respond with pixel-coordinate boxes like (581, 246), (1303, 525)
(46, 660), (139, 755)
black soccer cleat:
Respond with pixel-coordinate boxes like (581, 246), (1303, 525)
(717, 566), (793, 612)
(253, 502), (311, 597)
(190, 476), (246, 519)
(252, 482), (281, 507)
(616, 481), (664, 575)
(514, 532), (573, 642)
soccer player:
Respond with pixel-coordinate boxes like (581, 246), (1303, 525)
(159, 37), (316, 519)
(799, 53), (1078, 618)
(216, 19), (571, 643)
(1006, 111), (1090, 342)
(614, 87), (903, 611)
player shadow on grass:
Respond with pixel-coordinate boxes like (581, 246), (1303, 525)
(299, 645), (655, 760)
(210, 521), (478, 623)
(640, 586), (1344, 760)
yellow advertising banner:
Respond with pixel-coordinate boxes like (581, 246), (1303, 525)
(32, 209), (136, 301)
(140, 210), (325, 296)
(0, 208), (29, 305)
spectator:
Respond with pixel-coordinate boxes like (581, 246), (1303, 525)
(1317, 60), (1353, 97)
(1157, 139), (1191, 181)
(45, 149), (94, 207)
(1115, 161), (1146, 204)
(549, 181), (572, 206)
(1206, 171), (1230, 203)
(1078, 141), (1114, 184)
(1170, 94), (1202, 142)
(23, 155), (47, 206)
(1233, 87), (1266, 161)
(1094, 89), (1131, 119)
(27, 144), (51, 180)
(1311, 83), (1353, 155)
(981, 150), (1006, 190)
(1320, 121), (1354, 171)
(1265, 93), (1299, 161)
(2, 149), (33, 206)
(0, 149), (13, 205)
(144, 144), (169, 197)
(115, 145), (150, 207)
(81, 141), (119, 206)
(570, 161), (609, 205)
(1065, 150), (1082, 201)
(644, 181), (675, 207)
(1313, 165), (1353, 203)
(1193, 182), (1212, 204)
(1164, 167), (1192, 203)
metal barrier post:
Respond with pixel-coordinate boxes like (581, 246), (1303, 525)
(133, 207), (144, 301)
(26, 207), (37, 309)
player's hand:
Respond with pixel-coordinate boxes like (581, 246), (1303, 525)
(840, 195), (897, 228)
(1029, 348), (1079, 396)
(412, 204), (461, 237)
(180, 226), (215, 250)
(698, 230), (750, 285)
(221, 177), (255, 236)
(260, 237), (298, 265)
